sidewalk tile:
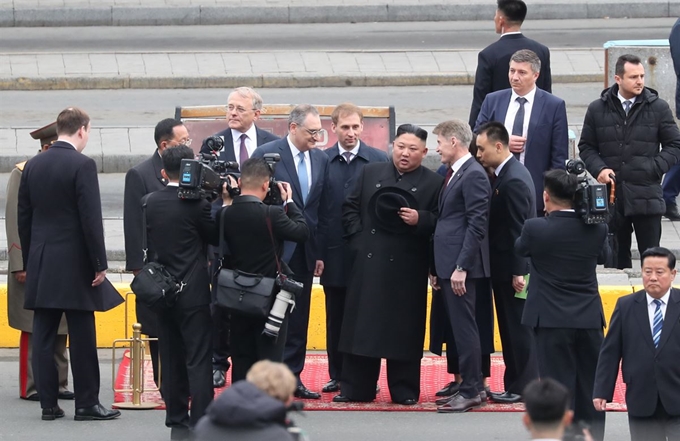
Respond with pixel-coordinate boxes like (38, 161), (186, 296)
(99, 128), (126, 153)
(328, 53), (360, 73)
(0, 55), (11, 75)
(248, 53), (279, 74)
(195, 53), (227, 76)
(142, 53), (173, 76)
(36, 54), (65, 76)
(221, 53), (254, 74)
(9, 55), (39, 76)
(432, 51), (467, 73)
(379, 52), (411, 71)
(63, 53), (92, 74)
(89, 53), (119, 74)
(354, 53), (386, 73)
(116, 53), (146, 74)
(168, 53), (199, 75)
(274, 52), (305, 73)
(128, 127), (152, 151)
(457, 51), (479, 74)
(406, 52), (439, 72)
(0, 129), (17, 153)
(300, 52), (332, 73)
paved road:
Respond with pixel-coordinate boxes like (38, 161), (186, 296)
(0, 18), (674, 52)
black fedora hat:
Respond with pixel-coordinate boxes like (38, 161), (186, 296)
(368, 186), (419, 234)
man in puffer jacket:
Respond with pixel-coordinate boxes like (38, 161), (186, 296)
(579, 54), (680, 269)
(194, 360), (307, 441)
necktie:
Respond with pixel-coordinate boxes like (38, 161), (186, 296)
(624, 100), (632, 116)
(343, 151), (353, 163)
(239, 134), (249, 167)
(652, 299), (663, 348)
(440, 167), (453, 198)
(298, 152), (309, 204)
(512, 97), (527, 160)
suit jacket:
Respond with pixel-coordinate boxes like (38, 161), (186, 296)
(488, 156), (536, 281)
(199, 126), (279, 162)
(144, 186), (218, 309)
(670, 18), (680, 118)
(251, 137), (330, 272)
(515, 211), (608, 329)
(593, 288), (680, 417)
(433, 157), (491, 279)
(18, 141), (122, 312)
(124, 150), (166, 272)
(469, 33), (552, 128)
(319, 141), (389, 287)
(474, 87), (569, 213)
(218, 195), (309, 279)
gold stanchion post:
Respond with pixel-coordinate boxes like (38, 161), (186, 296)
(112, 323), (160, 410)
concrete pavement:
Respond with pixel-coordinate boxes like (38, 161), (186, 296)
(0, 0), (677, 26)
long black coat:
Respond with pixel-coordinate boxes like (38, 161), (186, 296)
(579, 85), (680, 216)
(339, 162), (442, 360)
(319, 142), (389, 288)
(18, 142), (122, 311)
(123, 151), (166, 335)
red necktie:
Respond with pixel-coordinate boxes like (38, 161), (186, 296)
(441, 167), (453, 198)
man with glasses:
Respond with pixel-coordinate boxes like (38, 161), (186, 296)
(252, 104), (330, 399)
(200, 87), (279, 388)
(123, 118), (191, 389)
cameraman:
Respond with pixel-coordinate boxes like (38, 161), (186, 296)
(218, 158), (309, 383)
(515, 169), (609, 441)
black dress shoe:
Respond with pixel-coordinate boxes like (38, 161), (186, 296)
(435, 381), (460, 397)
(332, 394), (350, 403)
(74, 404), (121, 421)
(42, 406), (65, 421)
(23, 393), (40, 401)
(489, 391), (522, 403)
(437, 394), (481, 413)
(294, 385), (320, 400)
(666, 205), (680, 221)
(435, 393), (459, 406)
(322, 379), (340, 393)
(212, 369), (226, 388)
(58, 390), (75, 400)
(394, 398), (418, 405)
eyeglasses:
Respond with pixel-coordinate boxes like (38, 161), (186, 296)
(301, 127), (327, 139)
(178, 138), (192, 147)
(227, 105), (255, 114)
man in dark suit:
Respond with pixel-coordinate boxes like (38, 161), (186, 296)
(516, 169), (609, 441)
(144, 145), (218, 440)
(124, 118), (190, 387)
(430, 119), (490, 413)
(18, 107), (123, 421)
(660, 19), (680, 221)
(594, 247), (680, 441)
(219, 158), (309, 382)
(251, 104), (330, 399)
(468, 0), (551, 128)
(335, 124), (442, 405)
(475, 121), (537, 404)
(319, 103), (389, 394)
(200, 87), (279, 388)
(475, 49), (568, 217)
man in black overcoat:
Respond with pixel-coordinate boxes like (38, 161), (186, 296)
(144, 145), (218, 440)
(18, 107), (123, 421)
(334, 124), (442, 405)
(318, 103), (388, 394)
(123, 118), (190, 386)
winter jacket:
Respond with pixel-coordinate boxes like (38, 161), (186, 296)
(194, 381), (303, 441)
(579, 85), (680, 216)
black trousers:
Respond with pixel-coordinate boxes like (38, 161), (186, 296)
(535, 327), (605, 441)
(158, 305), (213, 430)
(210, 254), (231, 372)
(322, 285), (346, 381)
(341, 352), (420, 403)
(492, 278), (538, 395)
(33, 309), (100, 409)
(439, 277), (482, 398)
(615, 203), (662, 269)
(629, 397), (680, 441)
(283, 246), (314, 382)
(230, 310), (289, 383)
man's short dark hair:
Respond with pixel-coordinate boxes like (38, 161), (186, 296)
(154, 118), (184, 148)
(161, 145), (194, 180)
(524, 378), (570, 429)
(56, 107), (90, 136)
(477, 121), (509, 148)
(240, 158), (272, 190)
(497, 0), (527, 24)
(396, 124), (428, 142)
(511, 49), (541, 74)
(641, 247), (677, 270)
(543, 169), (577, 206)
(615, 54), (642, 77)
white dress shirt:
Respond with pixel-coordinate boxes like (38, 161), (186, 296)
(448, 152), (472, 185)
(646, 290), (670, 336)
(339, 141), (361, 162)
(617, 92), (637, 113)
(287, 135), (312, 193)
(504, 86), (537, 165)
(231, 124), (258, 164)
(494, 153), (513, 177)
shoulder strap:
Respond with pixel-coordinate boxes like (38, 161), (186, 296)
(265, 205), (282, 275)
(140, 193), (153, 264)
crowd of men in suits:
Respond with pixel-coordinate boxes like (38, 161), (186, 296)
(8, 1), (680, 441)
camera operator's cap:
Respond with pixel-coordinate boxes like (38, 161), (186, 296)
(30, 121), (58, 147)
(368, 186), (419, 234)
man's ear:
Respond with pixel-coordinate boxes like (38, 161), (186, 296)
(562, 410), (574, 427)
(161, 169), (169, 181)
(522, 413), (532, 431)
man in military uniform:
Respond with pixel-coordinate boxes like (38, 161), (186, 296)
(5, 122), (73, 402)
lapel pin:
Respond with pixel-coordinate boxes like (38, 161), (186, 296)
(495, 189), (499, 195)
(376, 183), (381, 188)
(411, 187), (417, 192)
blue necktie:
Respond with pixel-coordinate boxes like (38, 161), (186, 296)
(624, 100), (632, 116)
(298, 152), (309, 204)
(652, 299), (663, 348)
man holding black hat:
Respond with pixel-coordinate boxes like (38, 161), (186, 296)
(334, 124), (442, 405)
(6, 122), (73, 402)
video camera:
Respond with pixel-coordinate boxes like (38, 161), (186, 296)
(178, 136), (240, 201)
(565, 159), (609, 224)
